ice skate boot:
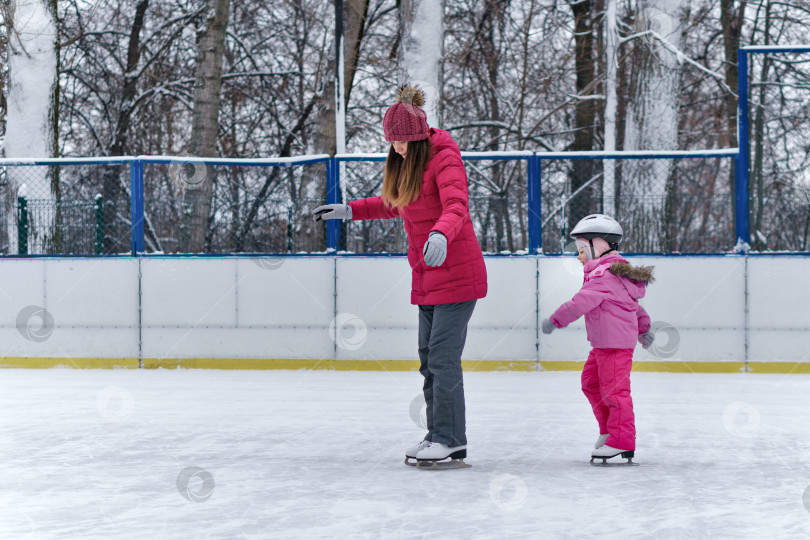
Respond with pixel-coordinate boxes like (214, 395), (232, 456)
(404, 440), (430, 466)
(594, 433), (609, 449)
(591, 445), (639, 467)
(415, 442), (470, 470)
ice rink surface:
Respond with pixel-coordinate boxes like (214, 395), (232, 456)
(1, 368), (809, 539)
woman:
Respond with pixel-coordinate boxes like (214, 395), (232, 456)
(313, 86), (487, 469)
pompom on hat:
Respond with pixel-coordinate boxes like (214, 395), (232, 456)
(383, 86), (430, 142)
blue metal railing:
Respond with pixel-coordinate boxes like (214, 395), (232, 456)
(736, 45), (810, 250)
(132, 154), (331, 255)
(335, 149), (737, 254)
(0, 150), (741, 256)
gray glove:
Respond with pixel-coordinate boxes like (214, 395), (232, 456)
(312, 204), (352, 221)
(638, 331), (655, 349)
(423, 232), (447, 267)
(541, 318), (556, 335)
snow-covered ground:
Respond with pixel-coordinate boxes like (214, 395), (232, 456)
(1, 369), (809, 539)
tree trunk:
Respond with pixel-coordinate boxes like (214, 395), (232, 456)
(398, 0), (443, 127)
(750, 1), (771, 251)
(602, 0), (619, 217)
(479, 0), (509, 250)
(343, 0), (370, 129)
(4, 0), (58, 254)
(104, 0), (149, 254)
(315, 0), (368, 156)
(620, 0), (690, 251)
(720, 0), (745, 238)
(316, 0), (369, 251)
(568, 0), (597, 240)
(178, 0), (230, 253)
(48, 0), (62, 251)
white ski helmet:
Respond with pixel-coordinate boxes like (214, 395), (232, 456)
(570, 214), (623, 244)
(570, 214), (623, 259)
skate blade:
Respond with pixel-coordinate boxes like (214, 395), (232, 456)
(590, 457), (639, 467)
(404, 457), (418, 467)
(416, 458), (471, 470)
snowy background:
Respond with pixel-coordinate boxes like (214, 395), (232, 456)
(1, 369), (809, 538)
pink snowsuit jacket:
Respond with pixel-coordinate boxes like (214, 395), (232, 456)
(348, 128), (488, 305)
(550, 253), (652, 349)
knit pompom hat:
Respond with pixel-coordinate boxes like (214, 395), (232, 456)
(383, 86), (429, 142)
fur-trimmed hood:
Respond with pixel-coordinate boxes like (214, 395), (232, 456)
(552, 253), (654, 349)
(609, 262), (655, 284)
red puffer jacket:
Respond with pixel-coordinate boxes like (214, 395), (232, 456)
(348, 128), (488, 305)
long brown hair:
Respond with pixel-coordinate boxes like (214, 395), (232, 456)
(381, 138), (432, 208)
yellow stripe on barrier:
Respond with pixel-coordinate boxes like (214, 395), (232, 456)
(142, 358), (419, 370)
(746, 362), (810, 374)
(2, 357), (810, 373)
(141, 358), (537, 371)
(0, 357), (139, 369)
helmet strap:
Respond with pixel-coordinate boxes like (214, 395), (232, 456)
(588, 239), (597, 261)
(587, 239), (618, 260)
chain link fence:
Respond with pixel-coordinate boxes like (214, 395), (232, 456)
(744, 50), (810, 251)
(541, 156), (736, 253)
(140, 160), (328, 254)
(467, 158), (529, 253)
(340, 157), (530, 254)
(339, 159), (408, 253)
(0, 163), (131, 255)
(0, 151), (768, 257)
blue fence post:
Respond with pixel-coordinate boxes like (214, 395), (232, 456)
(326, 157), (340, 251)
(17, 196), (29, 255)
(735, 48), (751, 250)
(130, 159), (145, 255)
(528, 154), (542, 253)
(95, 195), (104, 255)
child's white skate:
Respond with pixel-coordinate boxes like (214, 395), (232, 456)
(594, 433), (609, 449)
(415, 442), (470, 470)
(590, 445), (639, 467)
(404, 439), (430, 466)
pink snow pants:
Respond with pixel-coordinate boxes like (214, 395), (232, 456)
(581, 348), (636, 451)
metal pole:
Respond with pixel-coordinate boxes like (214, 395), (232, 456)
(334, 0), (346, 251)
(287, 205), (294, 252)
(735, 49), (751, 251)
(17, 196), (28, 255)
(326, 157), (340, 251)
(129, 159), (145, 255)
(95, 194), (104, 254)
(527, 155), (542, 253)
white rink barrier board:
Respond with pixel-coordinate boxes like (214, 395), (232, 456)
(0, 255), (807, 371)
(0, 258), (139, 365)
(748, 257), (810, 366)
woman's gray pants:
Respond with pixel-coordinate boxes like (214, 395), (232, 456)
(418, 300), (477, 447)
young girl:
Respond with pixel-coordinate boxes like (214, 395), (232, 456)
(541, 214), (654, 464)
(313, 86), (487, 469)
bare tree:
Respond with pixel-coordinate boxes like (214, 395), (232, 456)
(619, 0), (691, 251)
(567, 0), (598, 235)
(398, 0), (443, 126)
(720, 0), (745, 226)
(179, 0), (230, 253)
